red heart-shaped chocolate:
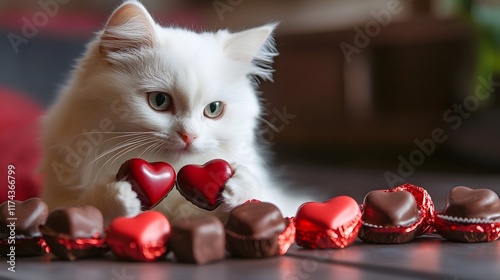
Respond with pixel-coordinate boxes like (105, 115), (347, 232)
(117, 158), (175, 210)
(106, 211), (171, 262)
(176, 159), (233, 211)
(295, 196), (361, 231)
(295, 196), (361, 249)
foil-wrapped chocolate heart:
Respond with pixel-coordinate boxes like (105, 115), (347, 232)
(41, 206), (106, 260)
(441, 186), (500, 221)
(362, 190), (419, 227)
(358, 184), (434, 244)
(435, 186), (500, 243)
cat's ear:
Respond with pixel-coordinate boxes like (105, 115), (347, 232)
(223, 23), (278, 80)
(99, 1), (157, 57)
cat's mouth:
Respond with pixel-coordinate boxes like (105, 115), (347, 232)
(179, 143), (195, 152)
(160, 141), (197, 154)
(152, 132), (198, 154)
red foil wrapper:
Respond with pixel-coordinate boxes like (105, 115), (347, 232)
(295, 212), (362, 249)
(390, 183), (435, 235)
(106, 211), (170, 262)
(278, 217), (296, 255)
(434, 213), (500, 243)
(359, 214), (422, 244)
(41, 231), (107, 261)
(0, 237), (49, 257)
(359, 183), (434, 243)
(238, 199), (294, 256)
(226, 216), (295, 258)
(107, 238), (168, 261)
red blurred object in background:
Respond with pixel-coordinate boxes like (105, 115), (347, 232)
(0, 87), (43, 203)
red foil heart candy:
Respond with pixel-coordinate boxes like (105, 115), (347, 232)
(294, 196), (361, 249)
(106, 211), (171, 262)
(358, 183), (434, 244)
(117, 158), (176, 210)
(176, 159), (234, 211)
(434, 186), (500, 242)
(0, 198), (50, 256)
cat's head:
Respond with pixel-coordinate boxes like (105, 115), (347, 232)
(82, 0), (277, 158)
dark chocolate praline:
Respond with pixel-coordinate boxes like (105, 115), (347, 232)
(41, 206), (105, 261)
(362, 190), (419, 227)
(170, 216), (225, 264)
(226, 202), (286, 258)
(441, 186), (500, 221)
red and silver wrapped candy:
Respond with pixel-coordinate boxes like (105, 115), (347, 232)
(106, 211), (171, 262)
(434, 186), (500, 242)
(225, 201), (295, 258)
(358, 183), (435, 244)
(40, 205), (107, 261)
(294, 196), (362, 249)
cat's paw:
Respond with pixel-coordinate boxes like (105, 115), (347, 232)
(104, 181), (142, 220)
(221, 163), (262, 210)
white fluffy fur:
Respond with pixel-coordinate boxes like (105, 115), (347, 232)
(40, 0), (297, 224)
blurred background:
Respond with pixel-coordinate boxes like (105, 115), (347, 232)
(1, 0), (499, 201)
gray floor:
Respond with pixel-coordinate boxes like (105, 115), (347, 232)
(2, 164), (500, 280)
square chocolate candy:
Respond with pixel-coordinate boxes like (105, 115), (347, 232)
(170, 216), (225, 265)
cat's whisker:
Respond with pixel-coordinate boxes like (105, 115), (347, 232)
(46, 131), (155, 151)
(148, 141), (166, 161)
(98, 136), (154, 165)
(85, 135), (154, 174)
(137, 139), (163, 159)
(99, 132), (156, 146)
(106, 138), (160, 173)
(90, 137), (159, 186)
(88, 134), (153, 166)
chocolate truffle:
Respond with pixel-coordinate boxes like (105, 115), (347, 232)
(358, 188), (427, 244)
(226, 202), (286, 258)
(0, 198), (49, 256)
(362, 190), (419, 227)
(441, 186), (500, 221)
(41, 206), (106, 261)
(170, 216), (225, 264)
(0, 198), (48, 238)
(435, 186), (500, 243)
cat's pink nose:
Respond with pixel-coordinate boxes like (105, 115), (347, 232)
(178, 131), (196, 145)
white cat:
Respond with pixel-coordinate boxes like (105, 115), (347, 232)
(40, 0), (302, 224)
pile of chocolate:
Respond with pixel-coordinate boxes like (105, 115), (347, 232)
(1, 157), (500, 264)
(0, 198), (294, 264)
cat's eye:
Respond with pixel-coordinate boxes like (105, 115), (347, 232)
(204, 101), (224, 119)
(148, 92), (171, 111)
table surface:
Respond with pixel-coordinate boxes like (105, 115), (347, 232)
(2, 164), (500, 280)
